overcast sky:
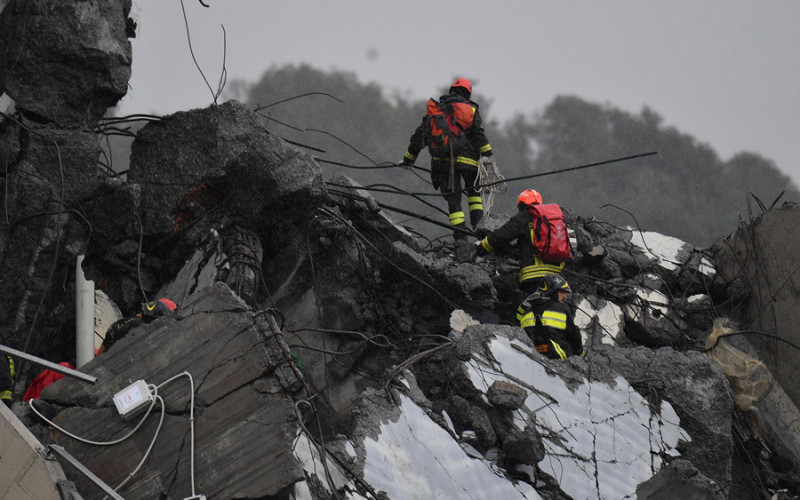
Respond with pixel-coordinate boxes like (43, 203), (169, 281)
(121, 1), (800, 185)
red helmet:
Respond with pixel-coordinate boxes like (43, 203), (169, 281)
(517, 189), (542, 206)
(450, 78), (472, 96)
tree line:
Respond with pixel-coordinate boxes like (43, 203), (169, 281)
(219, 63), (798, 248)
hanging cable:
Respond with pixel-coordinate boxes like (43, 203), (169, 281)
(327, 151), (657, 199)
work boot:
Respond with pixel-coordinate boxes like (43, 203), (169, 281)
(470, 209), (483, 229)
(453, 229), (472, 262)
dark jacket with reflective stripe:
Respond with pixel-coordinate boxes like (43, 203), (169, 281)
(404, 93), (492, 166)
(102, 316), (144, 351)
(520, 298), (581, 357)
(476, 205), (565, 285)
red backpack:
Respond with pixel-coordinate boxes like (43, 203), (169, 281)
(528, 204), (572, 262)
(422, 98), (474, 156)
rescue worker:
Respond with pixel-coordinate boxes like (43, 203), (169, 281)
(98, 298), (178, 354)
(1, 354), (14, 408)
(400, 78), (494, 241)
(23, 362), (73, 402)
(470, 189), (566, 321)
(519, 274), (583, 360)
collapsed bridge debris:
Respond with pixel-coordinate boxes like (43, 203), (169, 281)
(2, 1), (800, 498)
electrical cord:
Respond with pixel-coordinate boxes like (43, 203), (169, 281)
(29, 383), (159, 446)
(156, 371), (198, 498)
(31, 389), (163, 499)
(29, 371), (199, 498)
(112, 395), (166, 493)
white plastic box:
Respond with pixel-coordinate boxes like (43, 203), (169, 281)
(112, 380), (153, 421)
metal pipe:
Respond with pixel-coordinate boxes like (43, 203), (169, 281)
(75, 255), (95, 367)
(0, 344), (97, 385)
(48, 445), (124, 499)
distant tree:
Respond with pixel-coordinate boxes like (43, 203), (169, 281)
(528, 96), (798, 246)
(222, 67), (798, 248)
(718, 152), (800, 218)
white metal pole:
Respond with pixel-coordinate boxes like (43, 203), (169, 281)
(75, 255), (95, 367)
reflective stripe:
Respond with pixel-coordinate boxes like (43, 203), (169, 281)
(540, 310), (567, 330)
(551, 340), (568, 360)
(0, 390), (11, 401)
(519, 311), (536, 329)
(468, 196), (483, 211)
(480, 237), (494, 253)
(432, 156), (479, 167)
(449, 211), (466, 226)
(457, 156), (479, 167)
(518, 261), (565, 282)
(404, 151), (417, 161)
(479, 144), (492, 154)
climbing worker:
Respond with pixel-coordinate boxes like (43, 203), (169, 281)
(98, 298), (178, 354)
(470, 189), (569, 287)
(399, 77), (494, 248)
(519, 274), (583, 360)
(1, 354), (14, 408)
(469, 188), (572, 324)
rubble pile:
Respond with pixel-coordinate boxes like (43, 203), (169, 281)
(1, 1), (800, 499)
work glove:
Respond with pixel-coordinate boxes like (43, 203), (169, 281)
(399, 158), (414, 170)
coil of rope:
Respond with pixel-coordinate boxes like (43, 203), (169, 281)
(476, 155), (507, 215)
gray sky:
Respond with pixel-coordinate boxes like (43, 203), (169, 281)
(122, 0), (800, 185)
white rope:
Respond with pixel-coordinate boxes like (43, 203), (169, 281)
(476, 155), (507, 215)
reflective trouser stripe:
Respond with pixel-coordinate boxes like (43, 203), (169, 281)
(551, 340), (568, 360)
(0, 390), (11, 401)
(468, 196), (483, 211)
(519, 311), (536, 329)
(540, 311), (567, 330)
(433, 156), (479, 167)
(481, 237), (494, 253)
(404, 151), (417, 161)
(449, 211), (466, 226)
(519, 262), (565, 282)
(535, 341), (567, 359)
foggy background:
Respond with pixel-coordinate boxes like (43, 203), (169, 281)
(121, 0), (800, 184)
